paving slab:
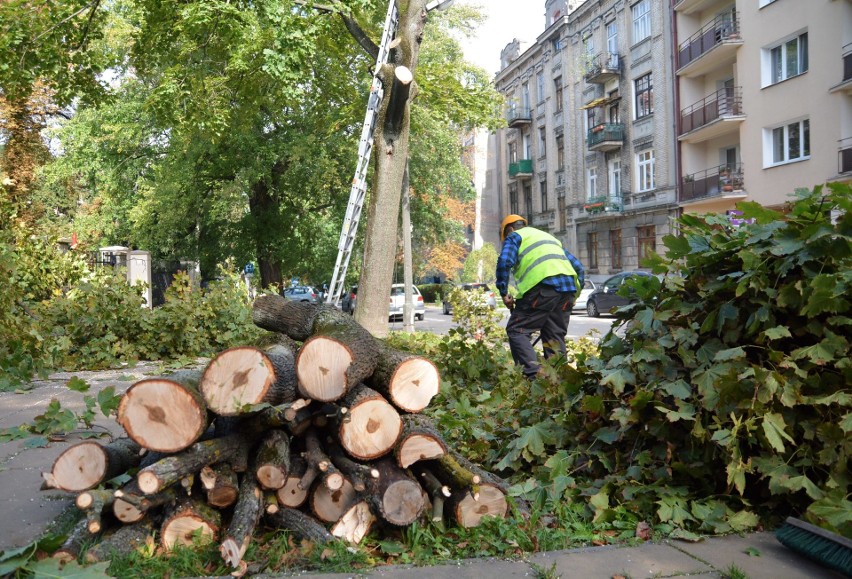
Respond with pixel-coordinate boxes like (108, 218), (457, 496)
(529, 542), (712, 578)
(670, 532), (847, 579)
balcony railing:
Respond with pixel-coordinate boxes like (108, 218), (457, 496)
(681, 163), (745, 203)
(507, 106), (532, 127)
(583, 195), (623, 214)
(587, 123), (624, 151)
(508, 159), (533, 177)
(678, 14), (741, 70)
(680, 86), (743, 135)
(840, 138), (852, 175)
(585, 52), (621, 84)
(844, 49), (852, 83)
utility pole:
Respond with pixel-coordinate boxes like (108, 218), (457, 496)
(401, 162), (414, 332)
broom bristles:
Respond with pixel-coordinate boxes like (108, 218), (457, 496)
(776, 518), (852, 577)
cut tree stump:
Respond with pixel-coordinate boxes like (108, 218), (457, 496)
(364, 456), (426, 527)
(266, 507), (334, 545)
(199, 347), (292, 416)
(161, 497), (221, 550)
(337, 385), (402, 461)
(220, 473), (263, 569)
(254, 429), (291, 490)
(200, 463), (239, 508)
(276, 456), (309, 508)
(367, 347), (440, 412)
(310, 476), (357, 523)
(117, 370), (207, 453)
(447, 483), (507, 528)
(330, 501), (375, 544)
(44, 438), (143, 492)
(395, 414), (448, 468)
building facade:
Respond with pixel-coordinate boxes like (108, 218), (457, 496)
(484, 0), (851, 274)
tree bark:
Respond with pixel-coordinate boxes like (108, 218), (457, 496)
(220, 473), (263, 569)
(363, 456), (426, 527)
(117, 370), (208, 453)
(52, 518), (92, 563)
(254, 429), (291, 490)
(200, 463), (239, 508)
(45, 437), (143, 492)
(75, 489), (115, 533)
(113, 480), (178, 524)
(394, 414), (448, 468)
(85, 519), (156, 563)
(266, 507), (334, 545)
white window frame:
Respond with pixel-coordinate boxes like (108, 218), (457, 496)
(762, 31), (808, 87)
(521, 82), (530, 111)
(608, 157), (622, 198)
(536, 71), (545, 104)
(587, 167), (598, 200)
(632, 0), (651, 44)
(636, 150), (655, 192)
(763, 118), (810, 167)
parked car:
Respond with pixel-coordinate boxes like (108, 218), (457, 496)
(572, 278), (597, 312)
(442, 283), (497, 315)
(341, 285), (357, 314)
(389, 284), (425, 321)
(585, 271), (654, 317)
(283, 285), (320, 304)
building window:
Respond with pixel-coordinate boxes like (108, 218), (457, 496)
(767, 118), (810, 166)
(553, 37), (565, 52)
(537, 71), (545, 104)
(556, 135), (565, 170)
(540, 179), (548, 212)
(554, 77), (563, 112)
(767, 33), (808, 85)
(539, 127), (547, 156)
(607, 21), (618, 58)
(523, 183), (533, 223)
(587, 167), (598, 199)
(521, 82), (530, 110)
(611, 229), (623, 270)
(632, 0), (651, 44)
(588, 232), (599, 269)
(508, 142), (518, 163)
(608, 157), (621, 198)
(637, 225), (656, 261)
(509, 184), (518, 214)
(558, 196), (566, 231)
(635, 73), (653, 119)
(636, 150), (655, 192)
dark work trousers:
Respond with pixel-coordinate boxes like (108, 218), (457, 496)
(505, 284), (575, 379)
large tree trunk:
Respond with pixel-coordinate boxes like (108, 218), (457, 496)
(249, 177), (283, 289)
(354, 1), (429, 338)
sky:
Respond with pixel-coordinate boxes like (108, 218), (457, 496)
(457, 0), (546, 76)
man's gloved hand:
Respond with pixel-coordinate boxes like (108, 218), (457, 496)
(502, 294), (515, 310)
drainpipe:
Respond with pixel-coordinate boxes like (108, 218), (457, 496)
(670, 0), (683, 221)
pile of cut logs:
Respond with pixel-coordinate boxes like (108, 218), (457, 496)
(42, 295), (511, 571)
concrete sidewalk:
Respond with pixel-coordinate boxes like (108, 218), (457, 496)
(0, 368), (846, 579)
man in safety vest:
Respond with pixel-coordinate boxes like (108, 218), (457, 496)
(496, 214), (585, 379)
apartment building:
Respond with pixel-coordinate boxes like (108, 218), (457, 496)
(673, 0), (852, 213)
(487, 0), (679, 274)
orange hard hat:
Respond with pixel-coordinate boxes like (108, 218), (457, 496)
(500, 214), (527, 242)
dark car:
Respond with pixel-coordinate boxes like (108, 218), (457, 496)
(341, 285), (357, 314)
(283, 285), (320, 304)
(585, 271), (654, 317)
(442, 283), (497, 315)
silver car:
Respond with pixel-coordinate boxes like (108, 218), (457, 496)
(283, 285), (320, 304)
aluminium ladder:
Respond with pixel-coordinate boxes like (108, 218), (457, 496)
(326, 0), (399, 306)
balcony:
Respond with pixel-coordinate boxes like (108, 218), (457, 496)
(506, 106), (532, 128)
(680, 163), (745, 204)
(532, 210), (556, 229)
(587, 123), (624, 152)
(832, 46), (852, 94)
(840, 138), (852, 176)
(677, 14), (742, 78)
(674, 0), (725, 15)
(508, 159), (533, 178)
(584, 52), (621, 84)
(679, 87), (744, 143)
(583, 195), (623, 214)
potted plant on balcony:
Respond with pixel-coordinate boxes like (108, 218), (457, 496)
(719, 166), (734, 192)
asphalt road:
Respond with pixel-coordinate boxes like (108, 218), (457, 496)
(387, 305), (617, 339)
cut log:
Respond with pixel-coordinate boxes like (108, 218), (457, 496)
(52, 518), (92, 563)
(276, 457), (309, 508)
(117, 370), (208, 453)
(326, 439), (379, 492)
(254, 429), (291, 490)
(427, 452), (481, 489)
(113, 481), (178, 524)
(199, 346), (293, 416)
(161, 497), (221, 550)
(330, 501), (375, 544)
(394, 414), (448, 468)
(266, 507), (334, 545)
(45, 438), (143, 492)
(310, 476), (357, 523)
(367, 347), (440, 412)
(337, 385), (402, 461)
(85, 519), (155, 563)
(220, 474), (263, 569)
(364, 456), (426, 527)
(199, 463), (239, 508)
(76, 489), (115, 534)
(137, 434), (249, 495)
(244, 399), (313, 438)
(251, 295), (323, 341)
(264, 492), (279, 515)
(447, 483), (508, 528)
(303, 428), (342, 490)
